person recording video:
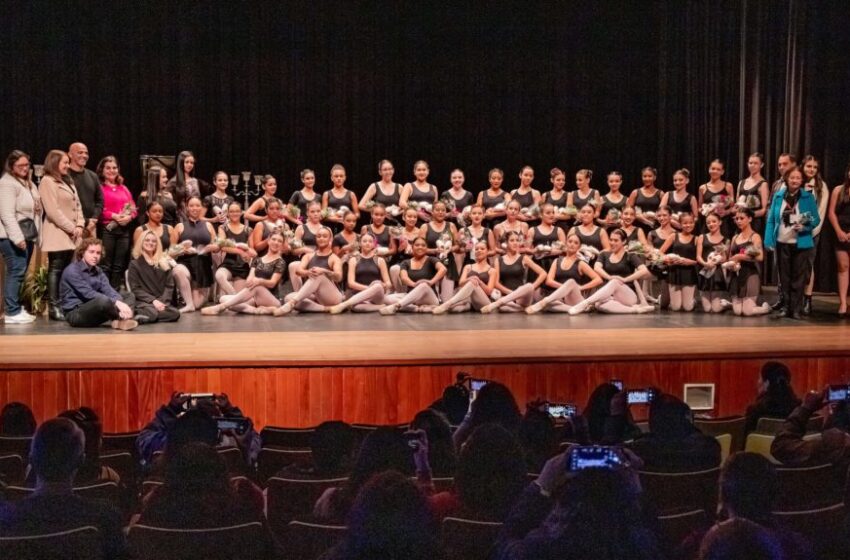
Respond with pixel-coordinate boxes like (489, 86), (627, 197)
(136, 392), (260, 469)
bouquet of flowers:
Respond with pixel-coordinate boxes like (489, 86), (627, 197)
(722, 260), (741, 273)
(662, 252), (682, 265)
(745, 244), (762, 259)
(167, 240), (194, 258)
(578, 244), (600, 262)
(699, 247), (727, 278)
(376, 246), (391, 257)
(215, 238), (237, 249)
(389, 226), (404, 239)
(440, 196), (457, 216)
(735, 194), (761, 210)
(436, 232), (453, 261)
(456, 205), (473, 227)
(521, 204), (541, 220)
(700, 203), (716, 217)
(703, 194), (732, 217)
(671, 212), (682, 224)
(558, 205), (578, 218)
(627, 240), (646, 256)
(386, 204), (402, 217)
(284, 229), (304, 250)
(642, 210), (657, 224)
(793, 212), (814, 227)
(345, 239), (361, 261)
(415, 201), (433, 221)
(457, 228), (475, 253)
(363, 200), (377, 212)
(493, 202), (506, 212)
(107, 202), (136, 231)
(646, 248), (665, 267)
(287, 205), (302, 222)
(607, 208), (622, 223)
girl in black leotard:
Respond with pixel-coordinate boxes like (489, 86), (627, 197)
(275, 227), (344, 315)
(827, 163), (850, 315)
(294, 201), (325, 254)
(511, 166), (542, 224)
(737, 153), (769, 235)
(400, 160), (438, 221)
(567, 229), (655, 315)
(661, 169), (698, 229)
(441, 169), (475, 225)
(619, 206), (648, 247)
(251, 198), (290, 256)
(244, 175), (279, 223)
(330, 211), (359, 292)
(568, 204), (610, 260)
(660, 212), (699, 311)
(286, 169), (320, 226)
(203, 171), (235, 225)
(433, 241), (495, 313)
(359, 160), (402, 213)
(495, 199), (529, 253)
(544, 168), (571, 230)
(453, 204), (496, 273)
(728, 208), (770, 316)
(361, 204), (397, 259)
(379, 237), (448, 315)
(699, 159), (735, 238)
(389, 207), (422, 291)
(202, 230), (287, 315)
(323, 164), (360, 230)
(696, 212), (730, 313)
(646, 206), (675, 308)
(420, 201), (459, 299)
(598, 171), (627, 230)
(568, 169), (601, 219)
(172, 196), (221, 312)
(527, 232), (603, 313)
(480, 231), (547, 313)
(628, 167), (662, 231)
(527, 204), (566, 272)
(133, 200), (175, 251)
(478, 168), (510, 228)
(329, 233), (392, 313)
(214, 202), (256, 296)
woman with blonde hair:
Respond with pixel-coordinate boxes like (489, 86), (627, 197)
(127, 231), (180, 323)
(40, 149), (85, 320)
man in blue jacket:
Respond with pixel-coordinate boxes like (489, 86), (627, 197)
(764, 166), (820, 319)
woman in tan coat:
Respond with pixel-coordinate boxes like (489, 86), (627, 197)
(40, 149), (85, 320)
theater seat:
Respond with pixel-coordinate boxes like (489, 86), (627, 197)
(715, 434), (732, 464)
(284, 520), (346, 560)
(128, 521), (267, 560)
(744, 433), (779, 463)
(266, 476), (348, 538)
(0, 436), (32, 460)
(0, 525), (101, 560)
(638, 467), (721, 515)
(3, 481), (120, 507)
(774, 463), (842, 511)
(99, 451), (136, 484)
(257, 447), (313, 483)
(441, 516), (503, 560)
(0, 453), (24, 485)
(656, 509), (708, 556)
(260, 426), (316, 448)
(694, 416), (746, 452)
(773, 503), (847, 558)
(102, 431), (141, 454)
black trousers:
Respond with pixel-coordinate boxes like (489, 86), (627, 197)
(66, 295), (120, 328)
(47, 250), (74, 309)
(99, 225), (131, 291)
(134, 301), (181, 323)
(777, 242), (813, 315)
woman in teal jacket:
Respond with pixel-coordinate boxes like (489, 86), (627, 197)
(764, 166), (820, 319)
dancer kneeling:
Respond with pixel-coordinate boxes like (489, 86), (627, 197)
(432, 241), (495, 314)
(379, 237), (447, 315)
(328, 233), (392, 314)
(274, 227), (343, 315)
(127, 231), (180, 324)
(566, 228), (655, 315)
(526, 233), (603, 313)
(201, 231), (287, 315)
(480, 231), (546, 313)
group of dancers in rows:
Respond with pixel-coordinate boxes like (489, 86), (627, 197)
(4, 146), (848, 326)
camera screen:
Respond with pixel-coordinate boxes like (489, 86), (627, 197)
(470, 379), (488, 392)
(611, 379), (624, 391)
(547, 404), (577, 419)
(827, 385), (850, 402)
(569, 446), (621, 470)
(627, 389), (653, 404)
(215, 417), (248, 434)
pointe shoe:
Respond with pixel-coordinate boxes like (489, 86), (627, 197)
(179, 305), (195, 313)
(379, 304), (399, 316)
(480, 303), (498, 314)
(111, 319), (138, 331)
(201, 306), (221, 316)
(635, 304), (656, 314)
(568, 303), (588, 316)
(328, 304), (346, 315)
(432, 303), (450, 315)
(526, 302), (545, 315)
(273, 302), (294, 316)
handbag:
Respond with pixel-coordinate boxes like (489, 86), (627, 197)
(17, 218), (38, 242)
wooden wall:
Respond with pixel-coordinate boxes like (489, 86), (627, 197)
(2, 356), (849, 432)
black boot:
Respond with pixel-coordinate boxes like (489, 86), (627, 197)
(771, 292), (785, 311)
(802, 295), (812, 316)
(47, 251), (69, 321)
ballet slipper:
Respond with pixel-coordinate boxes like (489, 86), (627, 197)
(273, 302), (294, 316)
(432, 302), (451, 315)
(201, 305), (221, 316)
(379, 304), (400, 316)
(256, 306), (277, 315)
(635, 304), (656, 314)
(328, 303), (347, 314)
(480, 302), (498, 314)
(179, 305), (196, 313)
(568, 301), (589, 316)
(526, 301), (545, 315)
(417, 305), (435, 313)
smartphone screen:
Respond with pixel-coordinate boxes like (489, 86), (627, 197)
(469, 379), (489, 401)
(569, 446), (622, 470)
(827, 385), (850, 402)
(611, 379), (624, 391)
(627, 389), (654, 405)
(546, 403), (577, 419)
(215, 417), (249, 435)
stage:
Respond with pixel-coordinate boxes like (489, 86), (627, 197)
(1, 293), (849, 432)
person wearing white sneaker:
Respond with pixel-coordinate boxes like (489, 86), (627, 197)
(565, 229), (654, 315)
(379, 237), (446, 315)
(525, 233), (603, 314)
(1, 150), (41, 324)
(59, 238), (137, 330)
(479, 231), (546, 314)
(201, 231), (287, 316)
(274, 227), (343, 315)
(328, 233), (392, 314)
(432, 241), (494, 314)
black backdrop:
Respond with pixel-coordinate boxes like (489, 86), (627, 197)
(2, 0), (849, 193)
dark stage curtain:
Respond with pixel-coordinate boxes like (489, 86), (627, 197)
(1, 1), (848, 285)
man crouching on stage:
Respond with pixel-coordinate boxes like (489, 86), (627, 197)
(59, 237), (138, 330)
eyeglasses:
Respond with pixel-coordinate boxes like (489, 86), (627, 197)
(13, 163), (30, 169)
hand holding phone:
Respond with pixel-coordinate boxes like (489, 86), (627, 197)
(546, 403), (577, 419)
(626, 388), (656, 405)
(214, 416), (251, 436)
(567, 445), (629, 471)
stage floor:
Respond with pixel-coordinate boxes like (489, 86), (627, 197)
(1, 294), (848, 368)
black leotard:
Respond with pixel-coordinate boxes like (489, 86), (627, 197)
(498, 255), (526, 291)
(372, 183), (401, 207)
(667, 234), (698, 286)
(354, 256), (382, 285)
(408, 183), (437, 204)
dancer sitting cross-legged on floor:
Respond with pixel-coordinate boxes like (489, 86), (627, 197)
(526, 232), (603, 314)
(329, 233), (393, 314)
(566, 228), (655, 315)
(379, 237), (447, 315)
(201, 230), (287, 315)
(479, 231), (547, 313)
(432, 240), (496, 314)
(274, 227), (344, 315)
